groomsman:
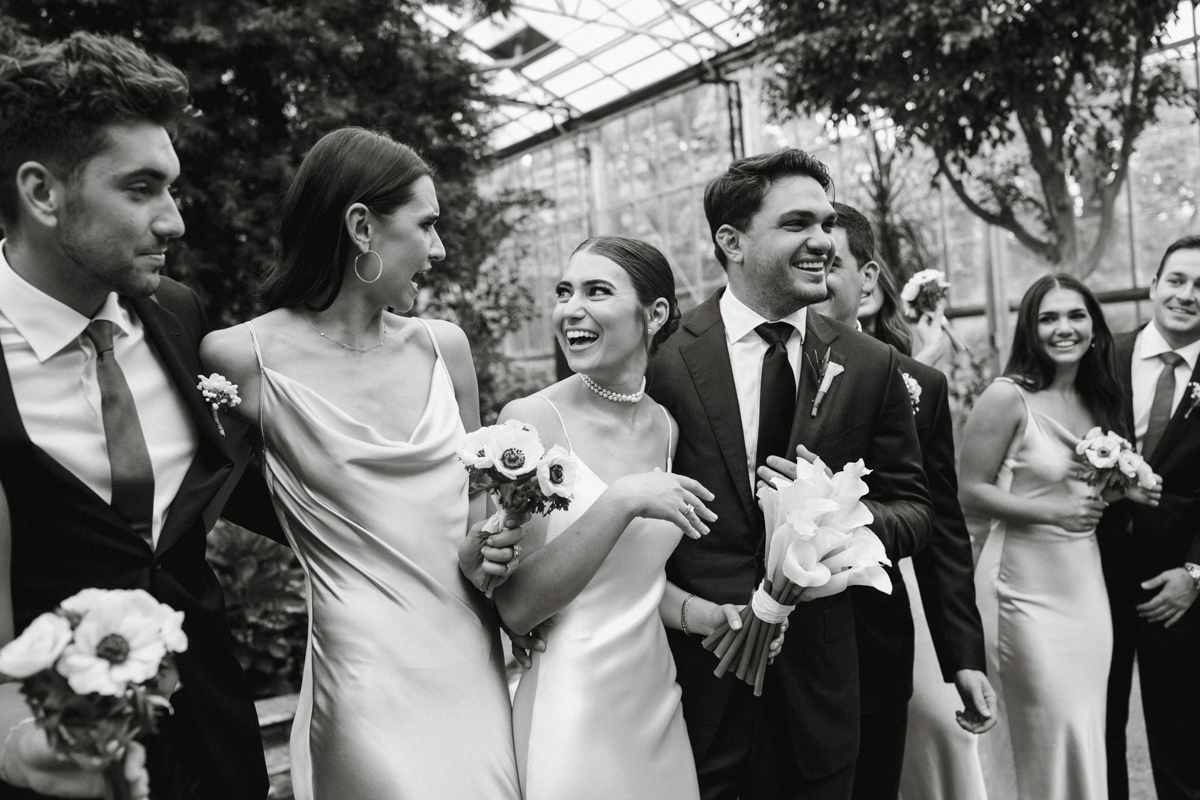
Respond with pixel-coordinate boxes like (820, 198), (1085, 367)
(649, 150), (932, 800)
(812, 202), (994, 800)
(0, 33), (283, 798)
(1100, 235), (1200, 800)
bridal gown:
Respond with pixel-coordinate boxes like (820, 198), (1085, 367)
(511, 396), (700, 800)
(973, 378), (1110, 800)
(247, 320), (520, 800)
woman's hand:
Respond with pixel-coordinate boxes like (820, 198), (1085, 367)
(0, 721), (150, 799)
(689, 601), (787, 662)
(609, 472), (716, 539)
(459, 510), (530, 593)
(913, 308), (952, 367)
(1048, 496), (1107, 532)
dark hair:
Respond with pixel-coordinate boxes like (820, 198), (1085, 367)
(1156, 235), (1200, 280)
(570, 236), (680, 354)
(260, 127), (434, 310)
(1005, 273), (1124, 434)
(0, 32), (189, 228)
(703, 148), (833, 268)
(869, 259), (914, 357)
(832, 202), (876, 272)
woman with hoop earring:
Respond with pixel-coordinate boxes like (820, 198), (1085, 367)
(201, 128), (523, 799)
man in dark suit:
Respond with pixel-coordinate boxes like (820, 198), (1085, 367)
(1100, 235), (1200, 800)
(0, 33), (283, 799)
(648, 149), (933, 800)
(812, 202), (994, 800)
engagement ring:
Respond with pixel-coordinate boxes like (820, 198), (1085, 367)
(512, 544), (522, 560)
(684, 504), (695, 516)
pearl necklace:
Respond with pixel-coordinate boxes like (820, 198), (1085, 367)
(581, 374), (646, 403)
(305, 317), (389, 353)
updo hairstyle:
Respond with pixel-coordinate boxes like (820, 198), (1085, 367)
(570, 236), (681, 354)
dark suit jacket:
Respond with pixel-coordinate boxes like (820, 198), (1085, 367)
(853, 355), (986, 713)
(648, 292), (932, 778)
(1098, 329), (1200, 630)
(0, 277), (284, 800)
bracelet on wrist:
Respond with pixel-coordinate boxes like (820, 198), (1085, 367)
(0, 717), (35, 785)
(681, 594), (696, 636)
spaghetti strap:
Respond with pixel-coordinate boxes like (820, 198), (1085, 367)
(245, 321), (267, 446)
(533, 394), (574, 453)
(992, 376), (1031, 412)
(246, 321), (266, 372)
(660, 405), (673, 473)
(414, 317), (444, 363)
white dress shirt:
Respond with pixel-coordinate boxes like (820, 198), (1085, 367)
(0, 242), (199, 546)
(719, 287), (806, 488)
(1131, 321), (1200, 451)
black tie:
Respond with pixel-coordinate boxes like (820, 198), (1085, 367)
(87, 320), (155, 546)
(1143, 351), (1186, 460)
(755, 322), (796, 473)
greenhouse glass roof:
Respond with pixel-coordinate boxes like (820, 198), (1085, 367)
(419, 0), (758, 153)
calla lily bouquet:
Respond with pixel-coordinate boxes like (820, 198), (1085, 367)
(1076, 427), (1157, 496)
(0, 588), (188, 800)
(458, 420), (579, 596)
(702, 457), (891, 696)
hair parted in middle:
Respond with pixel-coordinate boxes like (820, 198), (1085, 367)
(702, 148), (833, 269)
(1005, 273), (1124, 436)
(259, 126), (434, 311)
(570, 236), (681, 355)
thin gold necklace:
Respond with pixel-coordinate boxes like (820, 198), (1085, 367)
(304, 317), (389, 353)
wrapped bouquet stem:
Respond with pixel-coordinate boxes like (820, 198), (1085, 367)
(702, 457), (892, 696)
(459, 420), (579, 597)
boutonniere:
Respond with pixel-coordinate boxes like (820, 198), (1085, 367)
(810, 349), (844, 417)
(1186, 381), (1200, 419)
(902, 372), (921, 413)
(196, 373), (241, 437)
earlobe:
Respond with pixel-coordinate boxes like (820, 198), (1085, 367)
(715, 224), (743, 265)
(344, 203), (372, 252)
(15, 161), (61, 228)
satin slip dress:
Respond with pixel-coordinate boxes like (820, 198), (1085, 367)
(247, 319), (520, 800)
(511, 394), (700, 800)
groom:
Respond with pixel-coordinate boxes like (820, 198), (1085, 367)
(0, 33), (283, 799)
(1100, 235), (1200, 800)
(649, 149), (932, 800)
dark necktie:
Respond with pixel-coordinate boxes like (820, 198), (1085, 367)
(87, 320), (155, 546)
(755, 322), (796, 473)
(1143, 351), (1186, 460)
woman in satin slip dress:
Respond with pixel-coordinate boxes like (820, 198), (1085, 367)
(201, 128), (522, 800)
(959, 274), (1160, 800)
(495, 237), (783, 800)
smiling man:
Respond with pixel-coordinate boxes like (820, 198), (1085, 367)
(1100, 236), (1200, 800)
(649, 150), (932, 800)
(0, 32), (281, 800)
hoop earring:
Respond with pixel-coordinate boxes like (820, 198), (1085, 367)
(355, 250), (384, 283)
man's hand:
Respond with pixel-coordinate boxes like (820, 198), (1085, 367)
(0, 719), (150, 799)
(1138, 567), (1200, 628)
(756, 445), (833, 492)
(953, 669), (997, 734)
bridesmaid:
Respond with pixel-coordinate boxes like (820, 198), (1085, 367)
(202, 128), (521, 800)
(959, 274), (1160, 800)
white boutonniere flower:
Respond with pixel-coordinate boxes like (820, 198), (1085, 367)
(811, 354), (844, 418)
(197, 373), (242, 437)
(901, 372), (921, 412)
(1186, 381), (1200, 419)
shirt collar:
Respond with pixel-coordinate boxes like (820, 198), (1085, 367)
(1138, 320), (1200, 372)
(0, 239), (131, 362)
(719, 286), (807, 346)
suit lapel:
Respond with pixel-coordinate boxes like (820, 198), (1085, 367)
(679, 294), (756, 523)
(1150, 353), (1200, 468)
(788, 311), (840, 449)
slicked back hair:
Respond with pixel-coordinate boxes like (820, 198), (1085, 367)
(832, 201), (876, 271)
(571, 236), (681, 354)
(703, 148), (833, 269)
(1156, 234), (1200, 280)
(0, 32), (189, 229)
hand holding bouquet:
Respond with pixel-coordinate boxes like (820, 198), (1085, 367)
(901, 269), (968, 352)
(702, 457), (891, 696)
(459, 420), (579, 596)
(0, 588), (188, 800)
(1075, 427), (1158, 497)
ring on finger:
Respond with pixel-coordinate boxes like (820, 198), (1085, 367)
(683, 503), (695, 516)
(505, 560), (515, 575)
(512, 544), (522, 560)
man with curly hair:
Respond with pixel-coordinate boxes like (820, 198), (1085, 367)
(0, 31), (282, 799)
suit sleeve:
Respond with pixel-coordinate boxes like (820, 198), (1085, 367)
(861, 351), (933, 563)
(911, 375), (987, 679)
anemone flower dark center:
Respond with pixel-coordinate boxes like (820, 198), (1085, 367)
(501, 448), (525, 470)
(96, 633), (131, 665)
(549, 464), (564, 483)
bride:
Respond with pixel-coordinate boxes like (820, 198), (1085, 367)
(496, 236), (779, 800)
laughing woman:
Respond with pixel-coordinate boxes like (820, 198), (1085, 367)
(201, 128), (521, 800)
(495, 237), (734, 800)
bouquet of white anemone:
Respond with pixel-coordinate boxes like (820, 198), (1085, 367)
(0, 588), (188, 800)
(458, 420), (580, 596)
(1075, 427), (1157, 496)
(702, 457), (891, 696)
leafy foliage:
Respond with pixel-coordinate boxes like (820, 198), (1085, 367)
(0, 0), (534, 412)
(758, 0), (1195, 273)
(205, 521), (307, 698)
